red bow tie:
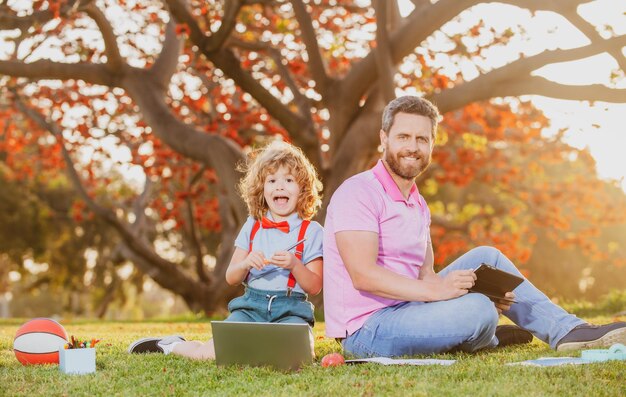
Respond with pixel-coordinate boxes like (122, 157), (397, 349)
(261, 217), (290, 233)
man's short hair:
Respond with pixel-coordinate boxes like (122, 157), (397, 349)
(381, 96), (440, 139)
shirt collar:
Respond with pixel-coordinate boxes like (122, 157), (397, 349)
(265, 211), (303, 229)
(372, 159), (421, 205)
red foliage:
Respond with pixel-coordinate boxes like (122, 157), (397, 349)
(175, 24), (191, 37)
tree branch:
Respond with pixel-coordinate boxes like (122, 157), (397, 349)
(165, 0), (243, 53)
(150, 19), (183, 90)
(184, 166), (211, 284)
(498, 76), (626, 103)
(81, 1), (123, 71)
(560, 7), (626, 74)
(290, 0), (332, 95)
(0, 59), (119, 86)
(209, 0), (243, 52)
(325, 90), (384, 201)
(94, 272), (120, 318)
(499, 0), (626, 72)
(0, 10), (53, 30)
(0, 0), (81, 30)
(211, 190), (243, 283)
(430, 35), (626, 112)
(194, 63), (220, 121)
(495, 0), (586, 13)
(130, 178), (153, 238)
(410, 0), (430, 7)
(374, 0), (396, 103)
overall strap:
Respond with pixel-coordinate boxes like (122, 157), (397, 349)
(287, 220), (310, 291)
(248, 220), (261, 252)
(242, 220), (262, 286)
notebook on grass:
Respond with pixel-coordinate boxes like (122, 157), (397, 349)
(470, 263), (524, 303)
(211, 321), (314, 371)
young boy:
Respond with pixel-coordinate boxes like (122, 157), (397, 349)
(128, 140), (324, 359)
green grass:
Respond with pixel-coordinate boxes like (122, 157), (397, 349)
(1, 316), (625, 396)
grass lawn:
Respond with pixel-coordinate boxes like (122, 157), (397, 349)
(1, 316), (625, 396)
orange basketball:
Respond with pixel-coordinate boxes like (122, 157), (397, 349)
(13, 318), (68, 365)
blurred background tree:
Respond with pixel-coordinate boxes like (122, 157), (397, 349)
(0, 0), (624, 318)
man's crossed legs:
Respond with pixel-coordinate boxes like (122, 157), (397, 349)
(344, 246), (626, 357)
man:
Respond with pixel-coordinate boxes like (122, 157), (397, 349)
(323, 95), (626, 357)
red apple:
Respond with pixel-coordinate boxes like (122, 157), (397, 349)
(321, 352), (345, 367)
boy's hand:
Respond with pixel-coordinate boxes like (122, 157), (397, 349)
(242, 251), (266, 271)
(270, 251), (298, 270)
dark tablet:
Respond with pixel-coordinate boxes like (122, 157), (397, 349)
(470, 263), (524, 303)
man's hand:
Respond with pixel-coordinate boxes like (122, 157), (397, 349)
(269, 251), (298, 270)
(242, 251), (266, 271)
(438, 270), (476, 300)
(495, 292), (515, 314)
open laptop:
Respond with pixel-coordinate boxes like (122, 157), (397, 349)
(211, 321), (314, 371)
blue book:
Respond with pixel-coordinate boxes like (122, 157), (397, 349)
(507, 357), (591, 367)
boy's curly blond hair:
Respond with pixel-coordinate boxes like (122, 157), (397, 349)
(237, 140), (323, 220)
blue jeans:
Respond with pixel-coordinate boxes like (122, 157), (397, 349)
(226, 287), (315, 326)
(343, 246), (585, 357)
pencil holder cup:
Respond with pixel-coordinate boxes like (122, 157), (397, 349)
(59, 347), (96, 375)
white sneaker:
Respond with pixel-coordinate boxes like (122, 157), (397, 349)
(127, 335), (185, 354)
(157, 335), (186, 354)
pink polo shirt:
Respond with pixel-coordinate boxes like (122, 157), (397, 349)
(323, 160), (431, 338)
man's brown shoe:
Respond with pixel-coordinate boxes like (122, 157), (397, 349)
(495, 325), (533, 347)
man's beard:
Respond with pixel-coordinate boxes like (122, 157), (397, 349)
(384, 146), (431, 180)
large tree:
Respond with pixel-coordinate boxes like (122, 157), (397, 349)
(1, 0), (624, 314)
